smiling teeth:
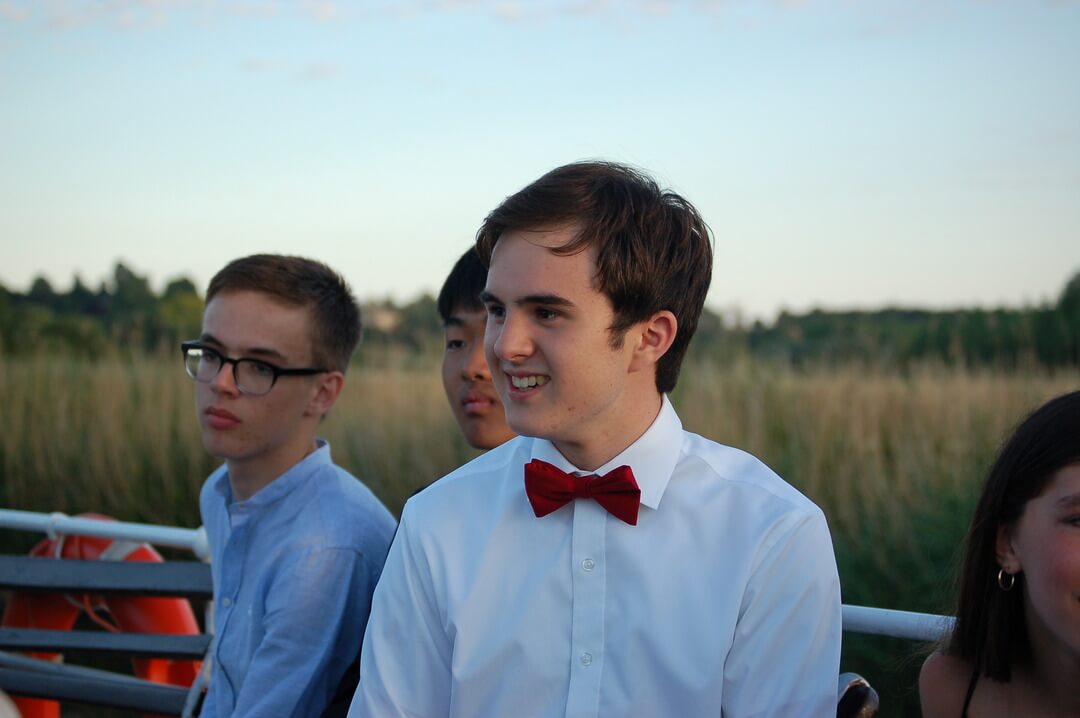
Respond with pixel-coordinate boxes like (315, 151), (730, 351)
(511, 375), (549, 389)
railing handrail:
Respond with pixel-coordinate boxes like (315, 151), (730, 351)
(0, 509), (954, 640)
(0, 509), (209, 562)
(842, 603), (952, 641)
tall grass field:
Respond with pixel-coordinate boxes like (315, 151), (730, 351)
(1, 356), (1076, 714)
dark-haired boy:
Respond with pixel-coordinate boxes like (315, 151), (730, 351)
(437, 248), (516, 451)
(351, 163), (841, 716)
(186, 254), (395, 718)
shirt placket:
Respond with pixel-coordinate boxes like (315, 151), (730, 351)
(216, 517), (249, 708)
(564, 498), (607, 718)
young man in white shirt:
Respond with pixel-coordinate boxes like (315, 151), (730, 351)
(351, 162), (842, 717)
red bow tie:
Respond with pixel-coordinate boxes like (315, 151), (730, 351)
(524, 459), (641, 526)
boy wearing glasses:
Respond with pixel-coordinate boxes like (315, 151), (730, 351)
(185, 254), (395, 718)
(351, 163), (841, 717)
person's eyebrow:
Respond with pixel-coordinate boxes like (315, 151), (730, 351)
(518, 293), (575, 309)
(478, 290), (575, 309)
(244, 347), (289, 362)
(1054, 493), (1080, 510)
(196, 333), (288, 362)
(444, 316), (465, 328)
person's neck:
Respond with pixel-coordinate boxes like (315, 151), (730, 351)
(227, 437), (319, 502)
(554, 393), (663, 472)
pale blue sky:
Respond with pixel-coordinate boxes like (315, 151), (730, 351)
(1, 0), (1078, 320)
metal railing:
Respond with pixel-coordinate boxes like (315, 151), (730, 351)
(0, 509), (210, 562)
(0, 509), (953, 641)
(842, 604), (952, 641)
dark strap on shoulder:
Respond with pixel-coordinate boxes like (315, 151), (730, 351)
(961, 667), (979, 718)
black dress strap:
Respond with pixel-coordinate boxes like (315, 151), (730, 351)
(961, 667), (979, 718)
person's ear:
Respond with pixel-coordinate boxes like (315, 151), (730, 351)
(305, 371), (345, 418)
(995, 524), (1022, 574)
(628, 310), (677, 373)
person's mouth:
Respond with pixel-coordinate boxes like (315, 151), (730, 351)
(505, 371), (550, 397)
(462, 391), (497, 415)
(204, 407), (241, 430)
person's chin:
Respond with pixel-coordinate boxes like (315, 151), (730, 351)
(460, 418), (488, 446)
(503, 409), (550, 441)
(467, 426), (511, 451)
(199, 429), (238, 461)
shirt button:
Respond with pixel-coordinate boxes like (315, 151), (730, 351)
(581, 558), (595, 572)
(222, 597), (233, 608)
(580, 652), (593, 667)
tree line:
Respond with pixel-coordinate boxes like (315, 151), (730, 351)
(1, 263), (1077, 369)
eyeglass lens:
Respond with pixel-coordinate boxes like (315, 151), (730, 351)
(184, 348), (276, 396)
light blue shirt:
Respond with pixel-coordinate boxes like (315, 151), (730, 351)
(200, 441), (396, 718)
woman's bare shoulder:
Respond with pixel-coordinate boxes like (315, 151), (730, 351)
(919, 650), (973, 718)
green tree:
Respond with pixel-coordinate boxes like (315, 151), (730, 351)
(27, 276), (57, 308)
(160, 278), (203, 343)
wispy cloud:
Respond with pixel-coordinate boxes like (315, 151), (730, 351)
(298, 62), (340, 81)
(0, 0), (29, 22)
(437, 0), (814, 24)
(228, 1), (281, 20)
(493, 1), (523, 22)
(300, 0), (341, 22)
(563, 0), (613, 17)
(241, 58), (279, 73)
(1, 0), (1073, 31)
(644, 2), (672, 17)
(2, 0), (280, 30)
(32, 0), (184, 31)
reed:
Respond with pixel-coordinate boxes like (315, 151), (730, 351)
(1, 355), (1076, 711)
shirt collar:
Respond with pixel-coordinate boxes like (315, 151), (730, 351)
(528, 395), (683, 511)
(210, 439), (333, 511)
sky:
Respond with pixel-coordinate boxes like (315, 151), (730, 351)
(1, 0), (1078, 321)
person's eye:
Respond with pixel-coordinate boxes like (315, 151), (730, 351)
(201, 347), (222, 362)
(536, 307), (559, 321)
(445, 339), (465, 351)
(249, 361), (275, 377)
(485, 304), (505, 319)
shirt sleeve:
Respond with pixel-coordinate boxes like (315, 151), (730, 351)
(348, 504), (453, 718)
(197, 480), (221, 718)
(722, 508), (842, 718)
(229, 546), (375, 718)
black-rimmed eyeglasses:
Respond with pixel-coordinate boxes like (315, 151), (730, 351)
(181, 341), (328, 397)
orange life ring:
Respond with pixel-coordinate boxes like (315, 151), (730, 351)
(0, 514), (203, 718)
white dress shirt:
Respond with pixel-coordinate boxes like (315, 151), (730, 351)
(350, 396), (841, 718)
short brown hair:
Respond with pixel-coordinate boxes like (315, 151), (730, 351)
(206, 254), (361, 372)
(475, 161), (712, 393)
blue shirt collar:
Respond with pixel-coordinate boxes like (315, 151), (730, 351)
(211, 438), (333, 511)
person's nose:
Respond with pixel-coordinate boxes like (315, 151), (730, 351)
(490, 311), (533, 365)
(209, 360), (241, 397)
(463, 340), (491, 381)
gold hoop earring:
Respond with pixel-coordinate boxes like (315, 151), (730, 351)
(997, 568), (1016, 592)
